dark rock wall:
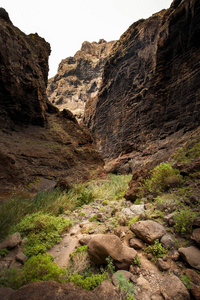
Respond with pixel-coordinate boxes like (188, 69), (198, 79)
(0, 13), (51, 127)
(84, 0), (200, 159)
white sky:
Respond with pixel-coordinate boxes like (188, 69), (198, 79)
(1, 0), (172, 78)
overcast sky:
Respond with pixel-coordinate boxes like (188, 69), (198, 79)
(1, 0), (172, 78)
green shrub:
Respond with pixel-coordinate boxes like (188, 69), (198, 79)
(115, 272), (135, 300)
(138, 163), (183, 196)
(133, 256), (141, 267)
(67, 272), (109, 290)
(128, 216), (139, 228)
(70, 246), (88, 260)
(9, 213), (72, 257)
(106, 256), (115, 275)
(76, 187), (94, 207)
(174, 208), (198, 236)
(174, 141), (200, 162)
(0, 254), (66, 289)
(89, 215), (97, 222)
(146, 239), (168, 258)
(0, 248), (9, 257)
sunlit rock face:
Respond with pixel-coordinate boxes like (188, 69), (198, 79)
(84, 0), (200, 159)
(47, 39), (116, 121)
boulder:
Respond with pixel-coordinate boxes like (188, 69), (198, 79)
(88, 234), (137, 269)
(183, 269), (200, 286)
(2, 281), (98, 300)
(0, 232), (21, 250)
(0, 287), (15, 300)
(129, 238), (143, 250)
(191, 228), (200, 247)
(161, 275), (190, 300)
(178, 246), (200, 270)
(160, 233), (175, 249)
(157, 258), (170, 271)
(93, 280), (119, 299)
(130, 220), (166, 244)
(190, 285), (200, 300)
(15, 252), (28, 265)
(130, 204), (145, 216)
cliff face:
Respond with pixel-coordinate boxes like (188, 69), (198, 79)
(47, 39), (115, 121)
(0, 9), (104, 193)
(0, 9), (51, 127)
(84, 0), (200, 161)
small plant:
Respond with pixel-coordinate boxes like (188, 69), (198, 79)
(102, 200), (108, 206)
(173, 208), (198, 236)
(128, 216), (139, 228)
(106, 256), (115, 275)
(67, 271), (109, 291)
(146, 239), (168, 258)
(78, 212), (86, 216)
(138, 163), (183, 197)
(76, 187), (94, 207)
(69, 246), (90, 276)
(115, 272), (135, 300)
(89, 215), (97, 222)
(133, 256), (141, 267)
(181, 274), (192, 289)
(0, 248), (9, 257)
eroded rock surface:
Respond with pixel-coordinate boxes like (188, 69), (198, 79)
(47, 39), (115, 121)
(0, 10), (104, 192)
(84, 0), (200, 165)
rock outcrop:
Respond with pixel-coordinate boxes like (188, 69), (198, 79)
(0, 9), (104, 193)
(84, 0), (200, 163)
(47, 39), (115, 121)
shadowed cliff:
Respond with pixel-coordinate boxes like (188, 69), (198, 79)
(84, 0), (200, 164)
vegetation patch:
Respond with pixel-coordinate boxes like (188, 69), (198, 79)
(138, 163), (183, 197)
(9, 213), (72, 257)
(173, 208), (198, 236)
(145, 239), (168, 259)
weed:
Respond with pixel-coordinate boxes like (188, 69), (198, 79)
(76, 187), (94, 207)
(128, 216), (139, 228)
(67, 272), (109, 291)
(9, 213), (72, 257)
(138, 163), (183, 197)
(146, 239), (168, 258)
(173, 208), (198, 236)
(181, 274), (192, 289)
(0, 248), (9, 257)
(69, 246), (90, 276)
(78, 212), (86, 216)
(115, 271), (135, 300)
(89, 215), (97, 222)
(106, 256), (115, 275)
(102, 200), (108, 206)
(133, 256), (141, 267)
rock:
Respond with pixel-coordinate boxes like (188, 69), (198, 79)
(88, 234), (137, 270)
(178, 246), (200, 270)
(93, 281), (119, 300)
(191, 228), (200, 246)
(161, 274), (190, 300)
(163, 213), (175, 225)
(47, 40), (116, 121)
(0, 232), (21, 250)
(129, 238), (143, 250)
(147, 253), (153, 260)
(114, 226), (128, 239)
(171, 250), (180, 261)
(130, 204), (145, 216)
(0, 287), (15, 300)
(0, 12), (104, 191)
(157, 258), (170, 271)
(136, 274), (151, 291)
(96, 213), (105, 222)
(160, 233), (175, 249)
(183, 269), (200, 286)
(1, 281), (98, 300)
(190, 285), (200, 300)
(112, 270), (136, 287)
(130, 220), (166, 244)
(84, 0), (200, 166)
(79, 236), (91, 245)
(15, 252), (28, 265)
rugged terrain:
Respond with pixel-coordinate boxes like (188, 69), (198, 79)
(47, 39), (115, 121)
(84, 0), (200, 172)
(0, 9), (104, 194)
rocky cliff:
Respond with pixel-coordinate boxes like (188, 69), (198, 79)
(84, 0), (200, 166)
(47, 39), (115, 121)
(0, 9), (104, 193)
